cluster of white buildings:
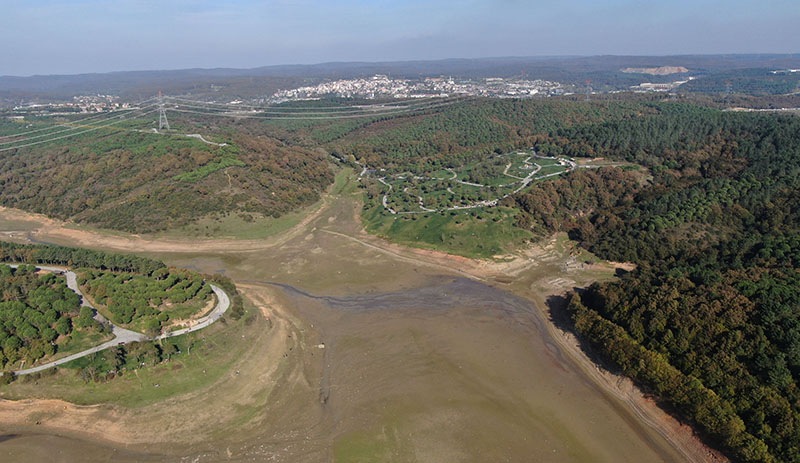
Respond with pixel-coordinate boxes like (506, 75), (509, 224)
(427, 77), (564, 97)
(630, 77), (694, 93)
(269, 75), (565, 102)
(13, 94), (127, 113)
(272, 75), (405, 100)
(72, 94), (125, 109)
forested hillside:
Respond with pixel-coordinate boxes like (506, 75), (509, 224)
(504, 105), (800, 462)
(272, 98), (660, 257)
(0, 122), (333, 233)
(325, 98), (655, 170)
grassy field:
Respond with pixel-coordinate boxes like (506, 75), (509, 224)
(357, 150), (573, 258)
(0, 218), (41, 233)
(362, 203), (532, 259)
(47, 329), (114, 361)
(156, 212), (305, 240)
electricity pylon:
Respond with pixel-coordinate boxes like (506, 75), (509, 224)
(158, 91), (170, 131)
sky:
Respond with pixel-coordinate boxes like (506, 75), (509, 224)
(2, 0), (798, 76)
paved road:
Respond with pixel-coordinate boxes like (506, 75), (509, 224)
(154, 284), (229, 340)
(2, 264), (230, 376)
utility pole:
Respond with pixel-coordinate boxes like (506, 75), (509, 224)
(158, 91), (170, 131)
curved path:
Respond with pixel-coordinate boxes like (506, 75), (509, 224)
(372, 152), (577, 214)
(154, 285), (229, 340)
(3, 264), (230, 376)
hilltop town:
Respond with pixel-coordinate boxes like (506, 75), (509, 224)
(267, 74), (565, 102)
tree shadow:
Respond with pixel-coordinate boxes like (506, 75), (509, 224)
(544, 293), (571, 332)
(544, 289), (623, 376)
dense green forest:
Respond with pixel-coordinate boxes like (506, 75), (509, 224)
(0, 241), (165, 274)
(501, 104), (800, 462)
(0, 264), (103, 369)
(78, 269), (212, 335)
(324, 98), (656, 170)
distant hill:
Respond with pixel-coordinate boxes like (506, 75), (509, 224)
(3, 54), (800, 105)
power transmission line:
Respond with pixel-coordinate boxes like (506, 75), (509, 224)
(165, 95), (446, 112)
(0, 104), (159, 146)
(166, 96), (470, 120)
(0, 92), (468, 152)
(0, 97), (158, 140)
(0, 107), (159, 152)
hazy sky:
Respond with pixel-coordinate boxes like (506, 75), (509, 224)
(2, 0), (798, 76)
